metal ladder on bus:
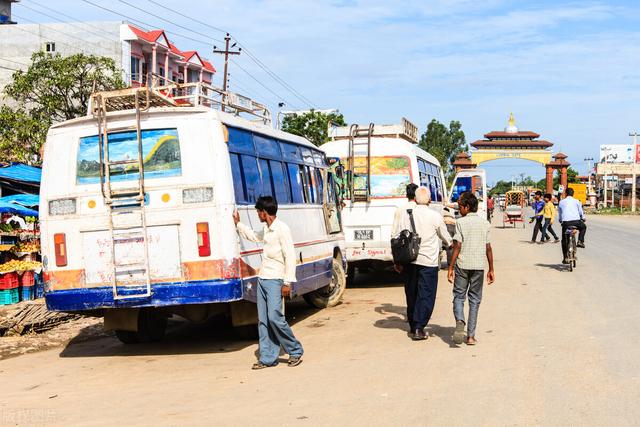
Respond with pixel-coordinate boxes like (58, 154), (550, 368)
(347, 123), (375, 203)
(95, 90), (152, 300)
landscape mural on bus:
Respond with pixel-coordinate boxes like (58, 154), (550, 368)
(350, 156), (411, 197)
(76, 128), (181, 184)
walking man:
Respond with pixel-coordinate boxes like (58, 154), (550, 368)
(558, 187), (587, 264)
(233, 196), (303, 369)
(540, 193), (559, 243)
(392, 186), (452, 340)
(392, 183), (419, 236)
(531, 190), (544, 242)
(447, 192), (495, 345)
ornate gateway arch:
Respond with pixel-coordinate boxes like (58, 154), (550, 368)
(457, 114), (569, 194)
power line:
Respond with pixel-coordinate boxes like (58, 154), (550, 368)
(144, 0), (315, 108)
(116, 0), (223, 44)
(0, 57), (30, 67)
(0, 64), (20, 72)
(22, 1), (124, 44)
(78, 0), (218, 50)
(231, 58), (300, 110)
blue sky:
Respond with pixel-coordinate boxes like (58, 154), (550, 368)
(12, 0), (640, 183)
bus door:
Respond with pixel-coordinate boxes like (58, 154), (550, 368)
(323, 165), (343, 234)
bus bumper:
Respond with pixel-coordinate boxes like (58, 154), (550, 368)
(45, 279), (243, 312)
(346, 245), (393, 262)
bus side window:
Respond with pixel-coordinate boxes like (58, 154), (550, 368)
(241, 155), (261, 203)
(417, 158), (429, 188)
(269, 160), (291, 204)
(315, 168), (324, 204)
(229, 153), (246, 203)
(258, 158), (274, 198)
(304, 165), (315, 203)
(287, 163), (305, 204)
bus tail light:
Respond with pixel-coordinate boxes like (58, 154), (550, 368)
(54, 233), (68, 266)
(196, 222), (211, 257)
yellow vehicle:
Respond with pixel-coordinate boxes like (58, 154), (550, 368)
(568, 183), (587, 205)
(503, 190), (526, 228)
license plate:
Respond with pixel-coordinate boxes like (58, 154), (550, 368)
(354, 229), (373, 240)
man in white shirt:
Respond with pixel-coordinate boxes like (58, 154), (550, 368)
(233, 196), (303, 369)
(392, 186), (452, 340)
(392, 183), (418, 236)
(558, 187), (587, 263)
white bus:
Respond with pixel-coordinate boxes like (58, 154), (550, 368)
(40, 84), (346, 343)
(447, 168), (488, 220)
(320, 119), (448, 282)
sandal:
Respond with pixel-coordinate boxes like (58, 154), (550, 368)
(252, 362), (277, 370)
(288, 356), (303, 367)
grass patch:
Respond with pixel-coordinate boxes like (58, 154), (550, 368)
(592, 207), (640, 215)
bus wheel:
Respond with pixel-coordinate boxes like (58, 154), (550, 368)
(304, 258), (347, 308)
(114, 309), (167, 344)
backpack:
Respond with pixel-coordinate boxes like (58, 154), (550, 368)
(390, 209), (422, 265)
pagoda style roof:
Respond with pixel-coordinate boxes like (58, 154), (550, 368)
(484, 131), (540, 139)
(547, 152), (570, 167)
(452, 152), (476, 168)
(471, 139), (553, 149)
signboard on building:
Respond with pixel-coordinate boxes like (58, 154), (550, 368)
(599, 144), (635, 163)
(597, 163), (640, 175)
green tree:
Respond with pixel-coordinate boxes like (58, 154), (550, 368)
(1, 51), (124, 164)
(490, 180), (512, 196)
(418, 119), (468, 180)
(281, 110), (346, 147)
(567, 167), (579, 183)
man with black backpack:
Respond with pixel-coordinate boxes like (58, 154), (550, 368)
(392, 186), (452, 341)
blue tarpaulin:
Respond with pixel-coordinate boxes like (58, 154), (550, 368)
(0, 163), (42, 184)
(0, 194), (39, 207)
(0, 201), (38, 217)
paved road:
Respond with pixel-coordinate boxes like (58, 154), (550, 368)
(1, 213), (639, 426)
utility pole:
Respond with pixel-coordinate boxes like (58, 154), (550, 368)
(630, 132), (638, 213)
(584, 157), (594, 206)
(213, 33), (241, 111)
(603, 148), (608, 208)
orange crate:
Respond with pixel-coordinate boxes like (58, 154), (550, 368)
(20, 271), (35, 287)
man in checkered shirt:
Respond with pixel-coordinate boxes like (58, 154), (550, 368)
(447, 191), (495, 346)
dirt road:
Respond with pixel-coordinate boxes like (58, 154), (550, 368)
(1, 213), (639, 426)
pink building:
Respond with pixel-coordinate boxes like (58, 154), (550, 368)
(125, 24), (215, 87)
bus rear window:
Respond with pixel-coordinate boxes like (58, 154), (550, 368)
(77, 128), (181, 184)
(347, 156), (411, 198)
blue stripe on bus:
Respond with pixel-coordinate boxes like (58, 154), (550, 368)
(44, 257), (335, 312)
(45, 279), (243, 312)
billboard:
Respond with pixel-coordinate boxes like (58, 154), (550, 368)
(599, 144), (635, 163)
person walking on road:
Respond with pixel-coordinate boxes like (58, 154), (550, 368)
(540, 193), (560, 243)
(392, 183), (419, 236)
(558, 187), (587, 264)
(392, 186), (452, 341)
(530, 191), (545, 242)
(233, 196), (304, 369)
(447, 192), (495, 346)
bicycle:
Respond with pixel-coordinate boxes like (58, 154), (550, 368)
(565, 226), (578, 272)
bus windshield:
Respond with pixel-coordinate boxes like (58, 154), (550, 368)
(76, 128), (181, 184)
(349, 156), (410, 198)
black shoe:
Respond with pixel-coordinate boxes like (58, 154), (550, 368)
(412, 329), (427, 341)
(562, 259), (570, 264)
(252, 361), (278, 370)
(554, 238), (560, 243)
(577, 242), (585, 248)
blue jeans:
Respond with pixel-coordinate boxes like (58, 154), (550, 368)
(452, 265), (484, 337)
(257, 278), (303, 365)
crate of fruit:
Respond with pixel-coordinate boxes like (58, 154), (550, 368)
(0, 288), (19, 305)
(0, 272), (19, 290)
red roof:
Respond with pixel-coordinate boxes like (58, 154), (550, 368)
(484, 131), (540, 139)
(128, 25), (215, 73)
(471, 139), (553, 148)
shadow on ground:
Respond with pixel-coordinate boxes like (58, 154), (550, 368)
(349, 266), (404, 289)
(59, 299), (319, 358)
(535, 263), (569, 272)
(373, 303), (459, 348)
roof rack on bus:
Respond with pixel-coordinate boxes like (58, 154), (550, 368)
(89, 74), (272, 126)
(328, 117), (419, 144)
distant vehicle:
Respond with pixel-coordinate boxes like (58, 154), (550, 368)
(447, 169), (488, 220)
(40, 83), (346, 343)
(320, 118), (447, 283)
(503, 190), (526, 228)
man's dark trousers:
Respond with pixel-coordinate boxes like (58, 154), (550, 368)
(561, 220), (587, 259)
(531, 216), (543, 242)
(404, 264), (439, 331)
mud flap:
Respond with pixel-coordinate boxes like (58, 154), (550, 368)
(104, 308), (140, 332)
(230, 300), (258, 327)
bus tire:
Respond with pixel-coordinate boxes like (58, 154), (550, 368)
(304, 258), (347, 309)
(114, 309), (167, 344)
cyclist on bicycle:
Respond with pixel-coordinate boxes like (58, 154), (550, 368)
(558, 187), (586, 264)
